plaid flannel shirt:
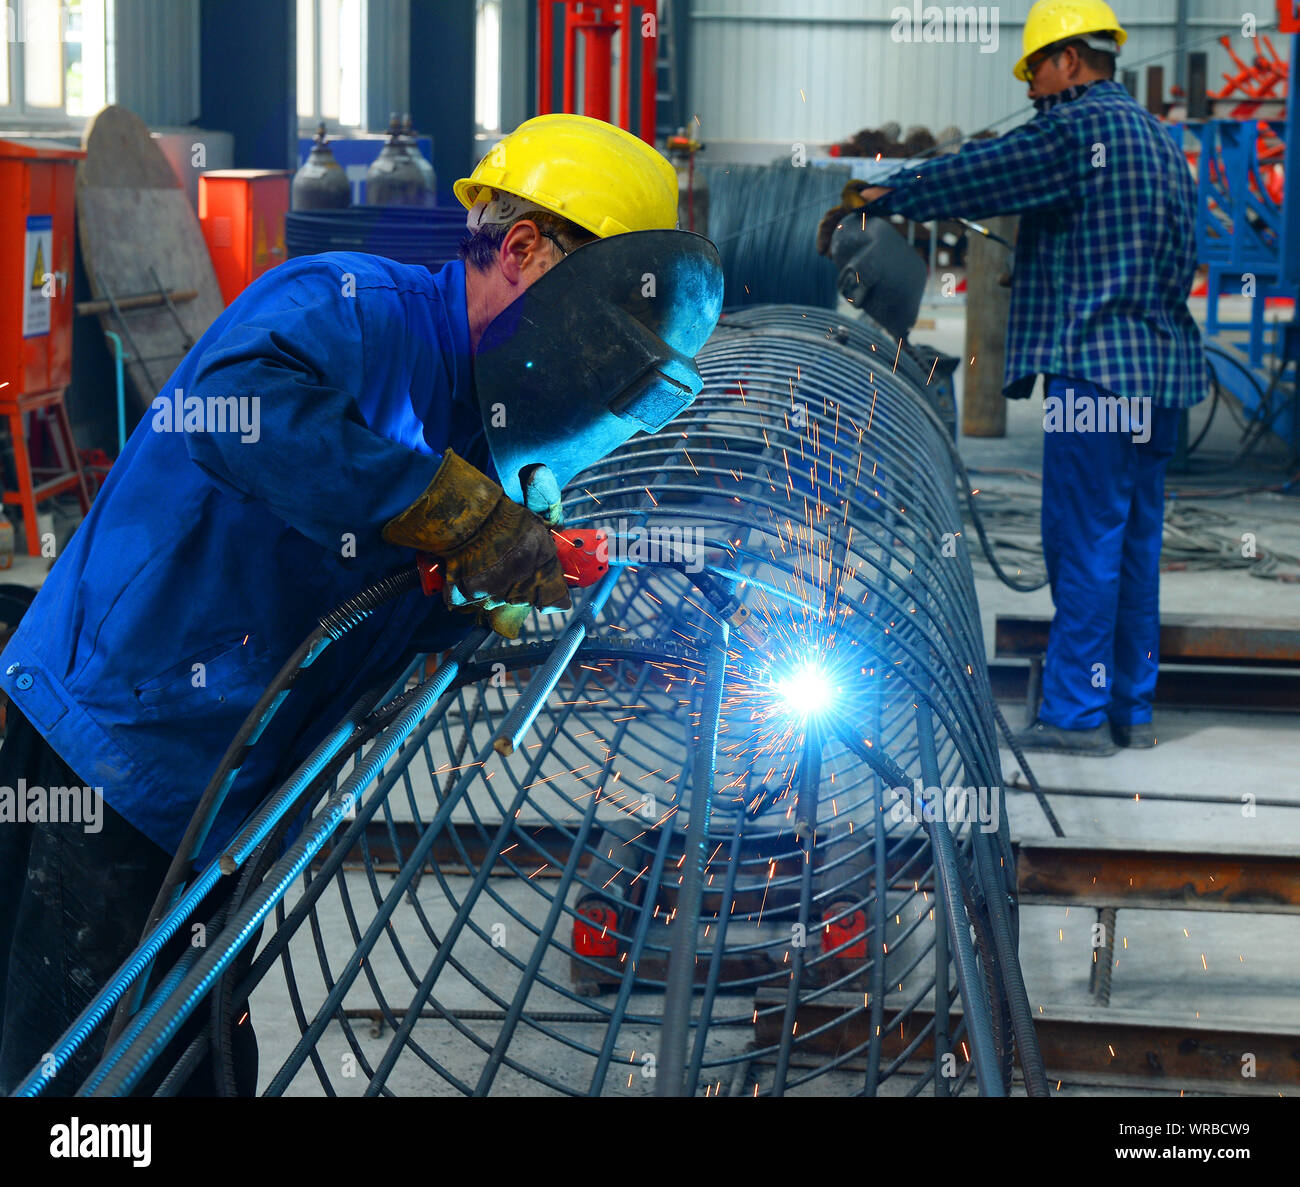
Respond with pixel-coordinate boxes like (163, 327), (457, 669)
(875, 79), (1207, 409)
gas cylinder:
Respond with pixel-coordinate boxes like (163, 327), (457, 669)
(400, 114), (437, 200)
(291, 123), (351, 210)
(366, 113), (434, 207)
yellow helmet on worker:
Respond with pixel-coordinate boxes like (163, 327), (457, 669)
(1014, 0), (1128, 82)
(454, 113), (679, 239)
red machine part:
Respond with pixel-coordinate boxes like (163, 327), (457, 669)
(198, 170), (290, 305)
(573, 901), (619, 957)
(417, 525), (610, 598)
(1210, 33), (1289, 102)
(537, 2), (658, 144)
(823, 904), (868, 960)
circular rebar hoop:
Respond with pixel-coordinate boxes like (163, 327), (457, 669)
(62, 305), (1043, 1099)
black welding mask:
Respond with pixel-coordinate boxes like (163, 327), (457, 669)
(473, 229), (724, 504)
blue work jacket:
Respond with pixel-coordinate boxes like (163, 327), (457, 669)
(0, 253), (493, 865)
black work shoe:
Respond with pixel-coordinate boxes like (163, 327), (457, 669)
(1013, 720), (1118, 757)
(1111, 721), (1156, 749)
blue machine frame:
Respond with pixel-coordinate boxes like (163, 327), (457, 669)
(1192, 32), (1300, 458)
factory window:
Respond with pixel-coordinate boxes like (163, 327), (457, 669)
(297, 0), (365, 127)
(0, 0), (112, 119)
(475, 0), (501, 133)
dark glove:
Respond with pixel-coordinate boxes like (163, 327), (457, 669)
(816, 181), (875, 257)
(382, 449), (572, 616)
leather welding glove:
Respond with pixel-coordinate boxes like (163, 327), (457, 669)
(484, 603), (533, 640)
(521, 463), (565, 527)
(489, 466), (564, 639)
(382, 450), (572, 619)
(816, 181), (874, 257)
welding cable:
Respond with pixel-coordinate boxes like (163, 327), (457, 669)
(1186, 371), (1223, 455)
(208, 697), (389, 1095)
(112, 565), (425, 1044)
(895, 378), (1049, 592)
(1180, 361), (1292, 476)
(965, 454), (1300, 575)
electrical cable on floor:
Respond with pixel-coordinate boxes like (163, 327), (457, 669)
(959, 468), (1300, 582)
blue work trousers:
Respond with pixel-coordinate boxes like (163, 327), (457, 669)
(1039, 376), (1181, 730)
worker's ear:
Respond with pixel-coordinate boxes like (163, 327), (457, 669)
(1059, 43), (1083, 80)
(499, 219), (549, 284)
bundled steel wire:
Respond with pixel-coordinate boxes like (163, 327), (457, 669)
(699, 162), (848, 308)
(22, 306), (1046, 1099)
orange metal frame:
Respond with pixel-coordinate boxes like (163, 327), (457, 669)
(537, 1), (658, 143)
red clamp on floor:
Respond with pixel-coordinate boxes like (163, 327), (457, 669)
(823, 904), (868, 960)
(573, 901), (618, 957)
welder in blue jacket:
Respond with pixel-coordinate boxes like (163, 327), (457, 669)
(0, 113), (723, 1094)
(831, 0), (1206, 756)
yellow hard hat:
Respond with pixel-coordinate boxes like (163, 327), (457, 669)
(1014, 0), (1128, 82)
(454, 113), (679, 239)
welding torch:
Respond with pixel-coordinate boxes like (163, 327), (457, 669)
(427, 520), (782, 667)
(954, 216), (1014, 251)
(413, 526), (612, 599)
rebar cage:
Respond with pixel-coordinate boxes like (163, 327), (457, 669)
(17, 305), (1045, 1098)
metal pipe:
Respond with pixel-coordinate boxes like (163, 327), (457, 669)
(770, 722), (818, 1096)
(656, 614), (728, 1096)
(491, 568), (621, 756)
(916, 702), (951, 1097)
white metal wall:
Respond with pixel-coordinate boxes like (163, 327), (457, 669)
(114, 0), (201, 127)
(689, 0), (1270, 151)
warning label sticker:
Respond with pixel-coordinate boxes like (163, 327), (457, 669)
(22, 215), (53, 338)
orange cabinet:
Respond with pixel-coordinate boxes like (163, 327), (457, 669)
(198, 170), (290, 305)
(0, 139), (84, 398)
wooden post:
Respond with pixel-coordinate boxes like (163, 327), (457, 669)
(962, 215), (1017, 438)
